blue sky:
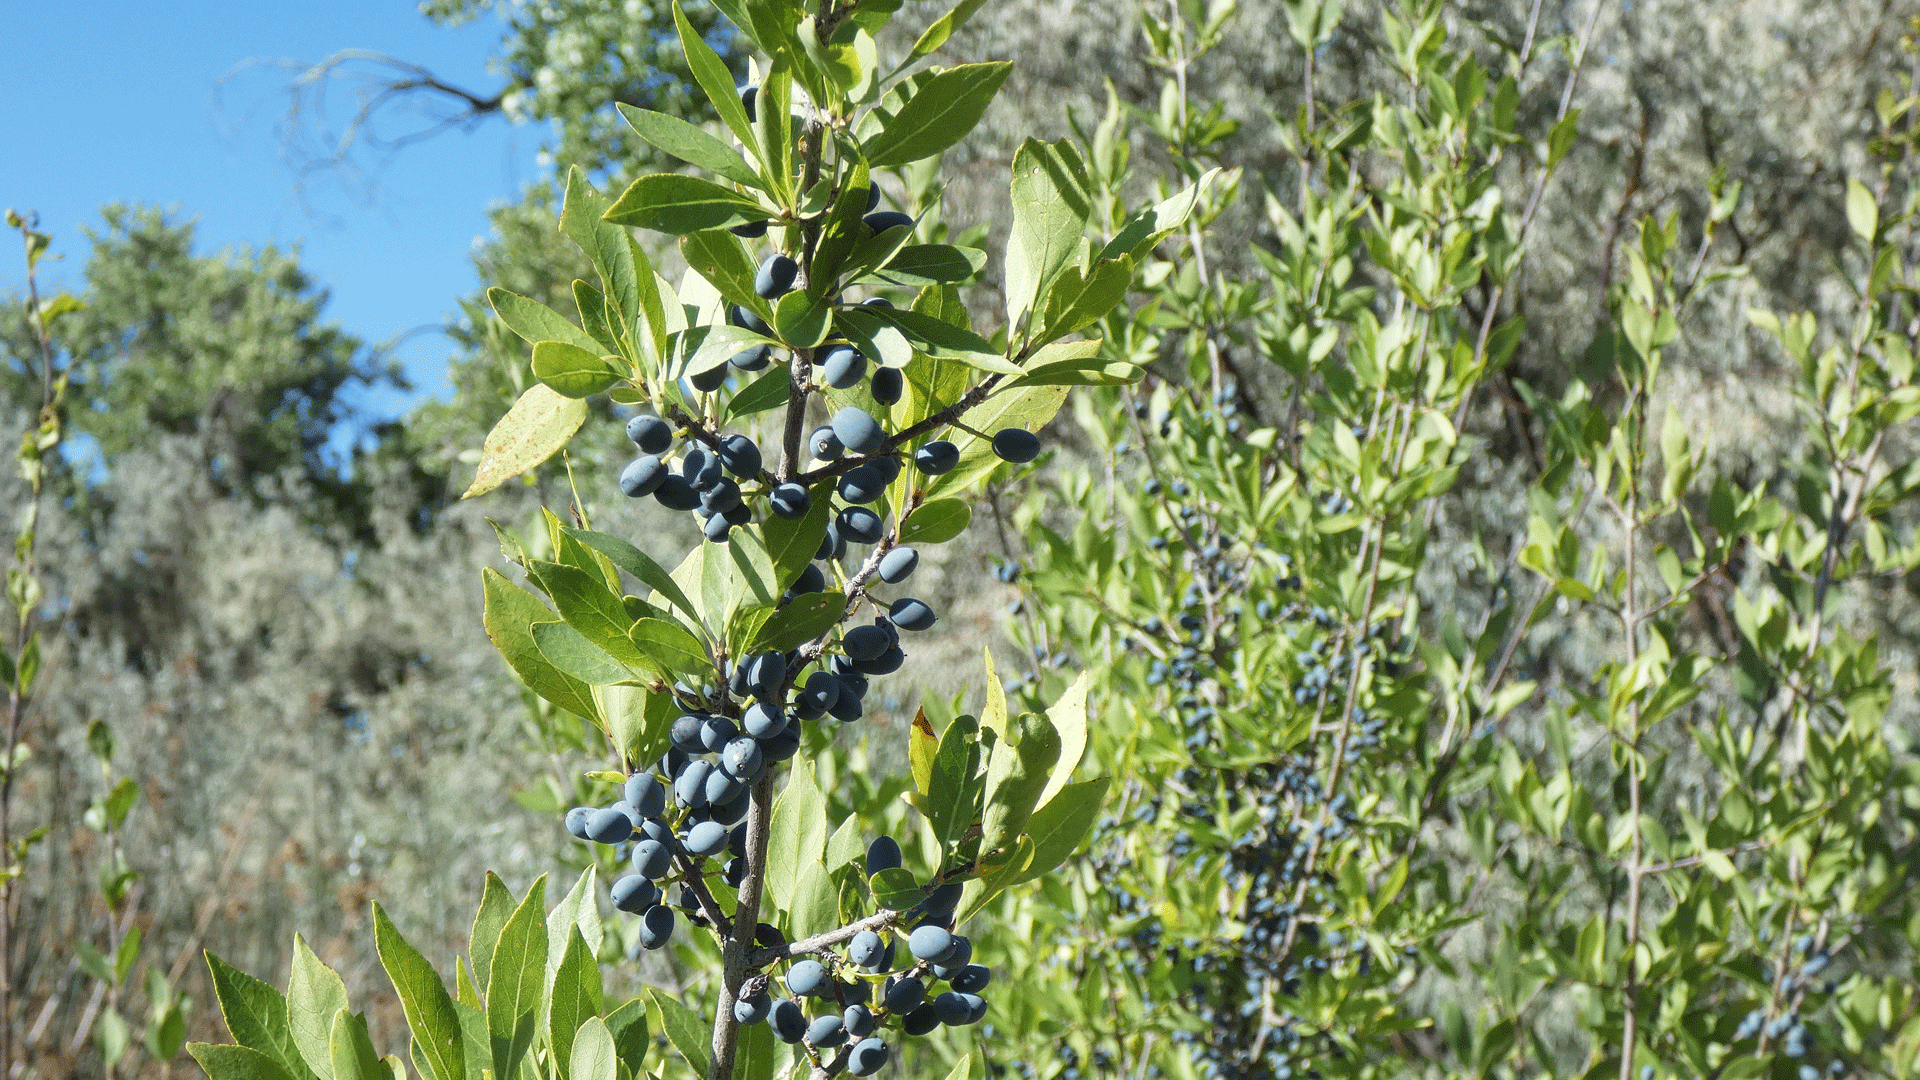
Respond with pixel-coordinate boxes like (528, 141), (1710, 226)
(0, 1), (546, 456)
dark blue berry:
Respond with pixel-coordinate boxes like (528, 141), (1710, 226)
(913, 441), (958, 475)
(584, 807), (633, 845)
(838, 506), (884, 543)
(770, 482), (812, 519)
(626, 414), (674, 454)
(611, 874), (659, 913)
(755, 254), (798, 299)
(871, 366), (903, 405)
(769, 999), (806, 1043)
(638, 905), (675, 949)
(865, 835), (902, 875)
(786, 960), (829, 997)
(822, 345), (867, 389)
(619, 456), (668, 498)
(878, 547), (918, 583)
(848, 1038), (890, 1076)
(992, 428), (1041, 463)
(831, 407), (886, 456)
(888, 598), (936, 631)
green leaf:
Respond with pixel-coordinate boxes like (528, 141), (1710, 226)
(629, 617), (712, 679)
(680, 230), (765, 312)
(597, 682), (677, 768)
(531, 341), (625, 399)
(1013, 776), (1108, 885)
(1039, 671), (1091, 808)
(768, 761), (831, 910)
(372, 904), (465, 1080)
(856, 306), (1013, 372)
(646, 990), (711, 1079)
(734, 1010), (781, 1080)
(862, 63), (1011, 167)
(204, 953), (313, 1080)
(909, 708), (938, 796)
(907, 0), (988, 59)
(868, 866), (923, 910)
(807, 164), (872, 295)
(1847, 177), (1879, 241)
(532, 621), (633, 686)
(534, 561), (648, 666)
(925, 383), (1070, 498)
(462, 384), (589, 499)
(926, 716), (982, 856)
(674, 323), (778, 383)
(773, 290), (830, 348)
(565, 529), (704, 632)
(723, 367), (792, 422)
(190, 1043), (299, 1080)
(747, 593), (844, 653)
(618, 104), (763, 189)
(899, 499), (971, 544)
(569, 1015), (619, 1080)
(760, 484), (832, 591)
(288, 935), (349, 1080)
(980, 648), (1007, 739)
(547, 928), (603, 1080)
(674, 1), (758, 151)
(327, 1011), (385, 1080)
(487, 288), (604, 355)
(546, 865), (604, 984)
(485, 874), (549, 1080)
(1004, 139), (1093, 333)
(605, 175), (767, 235)
(467, 873), (516, 1002)
(873, 244), (987, 286)
(789, 860), (840, 939)
(572, 279), (619, 353)
(1095, 171), (1218, 265)
(560, 169), (646, 346)
(1546, 110), (1580, 168)
(605, 998), (650, 1073)
(453, 1003), (489, 1080)
(980, 711), (1062, 854)
(1034, 256), (1134, 342)
(954, 834), (1033, 925)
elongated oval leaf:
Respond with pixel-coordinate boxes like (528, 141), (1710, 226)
(532, 621), (633, 686)
(372, 905), (464, 1080)
(617, 104), (762, 189)
(760, 484), (831, 591)
(488, 288), (604, 355)
(748, 592), (845, 654)
(862, 63), (1012, 167)
(646, 990), (711, 1079)
(485, 876), (549, 1079)
(532, 341), (625, 399)
(204, 953), (312, 1080)
(900, 499), (971, 544)
(190, 1043), (299, 1080)
(605, 175), (766, 235)
(463, 384), (588, 499)
(724, 367), (792, 422)
(564, 529), (703, 632)
(327, 1011), (384, 1080)
(287, 936), (348, 1080)
(569, 1016), (619, 1080)
(1013, 776), (1109, 886)
(628, 617), (711, 678)
(875, 244), (988, 286)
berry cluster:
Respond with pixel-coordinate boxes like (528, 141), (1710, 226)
(615, 248), (1042, 550)
(733, 836), (993, 1074)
